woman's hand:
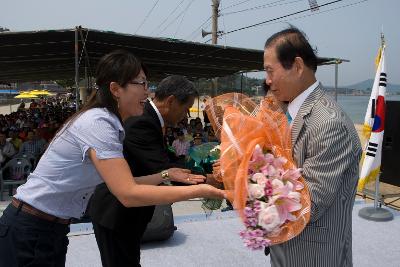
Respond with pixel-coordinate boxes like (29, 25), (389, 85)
(168, 168), (206, 185)
(196, 184), (226, 199)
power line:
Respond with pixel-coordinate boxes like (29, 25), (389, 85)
(186, 0), (260, 41)
(135, 0), (161, 34)
(150, 0), (186, 35)
(220, 0), (257, 11)
(157, 0), (196, 37)
(220, 0), (303, 16)
(193, 20), (212, 42)
(280, 0), (368, 25)
(174, 0), (196, 38)
(205, 0), (367, 42)
(220, 0), (346, 36)
(184, 16), (211, 40)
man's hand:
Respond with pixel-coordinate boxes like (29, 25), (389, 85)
(168, 168), (206, 185)
(206, 174), (224, 189)
(212, 160), (222, 182)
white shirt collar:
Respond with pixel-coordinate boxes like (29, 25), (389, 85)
(287, 80), (319, 124)
(149, 99), (164, 128)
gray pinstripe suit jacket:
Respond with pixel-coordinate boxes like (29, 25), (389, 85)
(270, 85), (362, 267)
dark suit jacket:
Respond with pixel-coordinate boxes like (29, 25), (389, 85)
(89, 100), (174, 231)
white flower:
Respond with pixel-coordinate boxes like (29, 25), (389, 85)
(248, 183), (264, 199)
(258, 204), (282, 232)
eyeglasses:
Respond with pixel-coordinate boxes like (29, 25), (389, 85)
(128, 80), (148, 88)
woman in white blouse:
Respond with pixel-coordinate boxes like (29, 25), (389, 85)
(0, 50), (225, 267)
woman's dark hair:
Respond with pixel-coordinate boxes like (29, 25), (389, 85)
(66, 50), (147, 125)
(264, 27), (317, 72)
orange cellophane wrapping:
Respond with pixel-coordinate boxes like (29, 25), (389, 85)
(205, 93), (311, 245)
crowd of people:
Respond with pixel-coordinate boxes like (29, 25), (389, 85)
(0, 96), (76, 167)
(165, 116), (218, 160)
(0, 95), (217, 169)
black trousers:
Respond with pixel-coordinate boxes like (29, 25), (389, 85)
(0, 204), (70, 267)
(93, 222), (144, 267)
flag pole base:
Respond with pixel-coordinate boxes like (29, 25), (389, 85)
(358, 206), (393, 222)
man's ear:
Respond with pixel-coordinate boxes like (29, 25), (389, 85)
(109, 82), (120, 99)
(165, 95), (176, 107)
(293, 56), (305, 77)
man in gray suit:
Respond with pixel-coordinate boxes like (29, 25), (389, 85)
(263, 27), (362, 267)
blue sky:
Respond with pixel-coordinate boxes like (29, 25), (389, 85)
(1, 0), (398, 86)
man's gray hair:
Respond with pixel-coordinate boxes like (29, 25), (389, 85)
(155, 75), (198, 104)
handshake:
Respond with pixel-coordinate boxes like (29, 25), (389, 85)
(165, 160), (223, 189)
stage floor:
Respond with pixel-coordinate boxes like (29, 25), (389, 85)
(66, 199), (400, 267)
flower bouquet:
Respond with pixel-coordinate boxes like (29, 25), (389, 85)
(205, 93), (311, 250)
(240, 144), (305, 249)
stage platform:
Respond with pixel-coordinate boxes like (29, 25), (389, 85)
(66, 199), (400, 267)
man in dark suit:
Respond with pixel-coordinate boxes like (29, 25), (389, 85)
(263, 27), (362, 266)
(89, 75), (200, 267)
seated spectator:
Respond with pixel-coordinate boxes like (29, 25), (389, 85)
(15, 114), (26, 129)
(189, 118), (196, 131)
(193, 121), (203, 134)
(19, 130), (46, 157)
(207, 129), (218, 143)
(33, 128), (48, 152)
(165, 127), (175, 146)
(8, 130), (22, 151)
(194, 122), (207, 142)
(202, 98), (210, 125)
(185, 127), (194, 143)
(192, 133), (203, 147)
(177, 121), (187, 135)
(18, 127), (29, 141)
(172, 131), (190, 158)
(17, 102), (25, 111)
(0, 131), (16, 166)
(38, 124), (54, 142)
(29, 99), (38, 109)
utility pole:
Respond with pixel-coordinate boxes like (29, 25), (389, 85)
(211, 0), (220, 45)
(201, 1), (221, 97)
(211, 0), (220, 97)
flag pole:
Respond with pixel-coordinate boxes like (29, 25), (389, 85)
(358, 32), (393, 222)
(373, 33), (385, 211)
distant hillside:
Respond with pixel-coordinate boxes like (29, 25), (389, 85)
(346, 79), (400, 92)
